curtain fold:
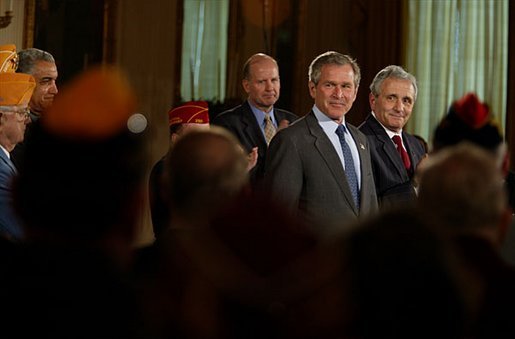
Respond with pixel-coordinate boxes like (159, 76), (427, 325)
(181, 0), (229, 102)
(405, 0), (508, 145)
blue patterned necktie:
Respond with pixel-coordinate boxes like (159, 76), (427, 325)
(335, 124), (360, 209)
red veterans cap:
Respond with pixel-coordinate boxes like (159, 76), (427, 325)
(168, 101), (209, 126)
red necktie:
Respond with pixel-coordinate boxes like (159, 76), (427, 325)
(392, 135), (411, 170)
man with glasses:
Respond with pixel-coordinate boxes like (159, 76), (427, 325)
(0, 72), (35, 240)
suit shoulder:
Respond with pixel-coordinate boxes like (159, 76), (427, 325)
(348, 123), (366, 137)
(211, 105), (245, 124)
(273, 115), (308, 139)
(275, 108), (298, 121)
(404, 132), (426, 153)
(357, 115), (375, 134)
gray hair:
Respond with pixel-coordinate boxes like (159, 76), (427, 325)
(16, 48), (55, 75)
(370, 65), (418, 101)
(308, 51), (361, 87)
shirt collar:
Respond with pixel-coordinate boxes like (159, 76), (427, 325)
(0, 145), (10, 159)
(371, 111), (402, 139)
(248, 100), (276, 125)
(313, 105), (347, 131)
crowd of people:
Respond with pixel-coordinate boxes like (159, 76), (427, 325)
(0, 43), (514, 338)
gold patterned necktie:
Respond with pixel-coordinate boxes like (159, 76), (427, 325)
(264, 113), (276, 144)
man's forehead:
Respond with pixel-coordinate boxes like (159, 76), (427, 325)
(381, 78), (414, 94)
(32, 61), (58, 77)
(250, 60), (278, 74)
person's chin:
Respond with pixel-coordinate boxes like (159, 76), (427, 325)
(261, 99), (277, 107)
(325, 109), (345, 120)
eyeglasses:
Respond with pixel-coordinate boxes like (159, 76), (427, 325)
(14, 109), (30, 121)
(0, 108), (30, 122)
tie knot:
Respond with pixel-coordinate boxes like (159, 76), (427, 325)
(263, 112), (276, 144)
(336, 124), (347, 137)
(392, 135), (402, 146)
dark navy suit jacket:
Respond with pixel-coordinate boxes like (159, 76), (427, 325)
(212, 101), (297, 187)
(0, 150), (22, 240)
(359, 114), (426, 209)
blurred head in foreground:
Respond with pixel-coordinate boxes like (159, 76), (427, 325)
(13, 66), (147, 260)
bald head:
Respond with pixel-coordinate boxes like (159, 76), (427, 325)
(242, 54), (280, 113)
(164, 127), (249, 219)
(418, 142), (507, 234)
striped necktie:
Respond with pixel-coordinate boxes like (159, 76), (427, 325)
(264, 113), (276, 144)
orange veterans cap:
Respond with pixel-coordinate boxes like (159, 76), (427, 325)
(44, 66), (137, 140)
(168, 100), (209, 126)
(0, 44), (18, 73)
(0, 72), (36, 106)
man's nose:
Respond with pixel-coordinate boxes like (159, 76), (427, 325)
(393, 98), (404, 111)
(333, 86), (343, 98)
(49, 82), (58, 94)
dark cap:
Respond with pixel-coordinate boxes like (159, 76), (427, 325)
(433, 92), (503, 152)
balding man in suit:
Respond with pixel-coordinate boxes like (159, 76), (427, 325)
(212, 53), (297, 188)
(265, 51), (378, 236)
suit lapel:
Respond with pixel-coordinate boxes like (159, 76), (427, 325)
(0, 150), (16, 175)
(403, 132), (423, 170)
(305, 112), (358, 214)
(241, 102), (267, 154)
(368, 116), (406, 178)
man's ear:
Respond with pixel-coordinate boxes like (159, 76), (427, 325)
(369, 92), (376, 110)
(242, 79), (250, 94)
(353, 85), (359, 100)
(171, 132), (180, 145)
(308, 81), (316, 99)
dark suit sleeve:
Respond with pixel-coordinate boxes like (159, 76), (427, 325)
(0, 165), (22, 240)
(265, 130), (303, 213)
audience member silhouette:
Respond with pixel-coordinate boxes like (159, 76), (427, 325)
(1, 67), (147, 338)
(340, 207), (469, 338)
(430, 92), (515, 265)
(149, 101), (210, 239)
(418, 142), (515, 338)
(137, 127), (317, 338)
